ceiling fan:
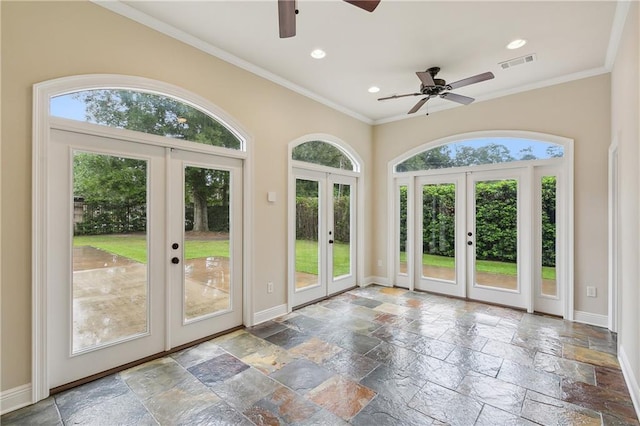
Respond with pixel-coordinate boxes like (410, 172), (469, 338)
(378, 67), (495, 114)
(278, 0), (380, 38)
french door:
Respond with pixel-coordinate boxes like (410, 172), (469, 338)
(48, 128), (243, 388)
(291, 168), (357, 307)
(413, 168), (534, 311)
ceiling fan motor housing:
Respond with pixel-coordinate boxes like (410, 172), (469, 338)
(421, 78), (447, 95)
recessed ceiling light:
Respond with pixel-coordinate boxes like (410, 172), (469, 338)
(368, 86), (380, 93)
(310, 49), (326, 59)
(507, 39), (527, 50)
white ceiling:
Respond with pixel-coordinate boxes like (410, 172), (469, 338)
(99, 1), (623, 124)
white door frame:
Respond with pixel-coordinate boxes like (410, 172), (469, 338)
(388, 130), (574, 318)
(608, 140), (619, 332)
(32, 75), (253, 403)
(287, 135), (364, 312)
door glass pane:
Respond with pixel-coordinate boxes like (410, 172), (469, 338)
(399, 185), (408, 275)
(296, 179), (320, 290)
(183, 166), (231, 321)
(72, 152), (148, 353)
(333, 183), (351, 279)
(422, 183), (456, 282)
(541, 176), (557, 297)
(475, 179), (518, 290)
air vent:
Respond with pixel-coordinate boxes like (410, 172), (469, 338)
(499, 54), (536, 70)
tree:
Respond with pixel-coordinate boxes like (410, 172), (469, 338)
(74, 89), (240, 232)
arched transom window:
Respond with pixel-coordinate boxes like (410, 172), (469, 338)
(396, 137), (564, 172)
(292, 140), (356, 171)
(51, 89), (243, 150)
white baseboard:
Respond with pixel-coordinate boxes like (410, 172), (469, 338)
(618, 344), (640, 421)
(573, 310), (608, 328)
(363, 276), (391, 287)
(1, 383), (32, 415)
(252, 304), (289, 325)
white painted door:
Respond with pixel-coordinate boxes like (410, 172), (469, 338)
(466, 169), (529, 309)
(292, 169), (357, 307)
(413, 168), (531, 310)
(48, 129), (243, 388)
(168, 149), (243, 347)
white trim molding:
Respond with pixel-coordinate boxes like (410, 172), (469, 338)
(573, 311), (609, 328)
(363, 276), (391, 287)
(1, 384), (32, 415)
(252, 304), (289, 325)
(619, 345), (640, 421)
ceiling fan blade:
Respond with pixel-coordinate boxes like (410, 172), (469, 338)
(416, 71), (435, 87)
(343, 0), (381, 12)
(278, 0), (296, 38)
(408, 97), (429, 114)
(378, 93), (421, 101)
(448, 72), (494, 90)
(440, 92), (474, 105)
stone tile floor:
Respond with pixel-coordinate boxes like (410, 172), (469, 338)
(3, 285), (639, 425)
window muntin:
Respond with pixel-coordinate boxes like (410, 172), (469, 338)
(292, 141), (355, 171)
(396, 138), (564, 172)
(51, 90), (242, 150)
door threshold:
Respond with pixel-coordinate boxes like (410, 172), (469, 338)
(293, 286), (357, 311)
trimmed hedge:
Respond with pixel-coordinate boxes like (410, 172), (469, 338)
(399, 176), (556, 266)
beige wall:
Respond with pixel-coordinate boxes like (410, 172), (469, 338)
(0, 1), (373, 391)
(372, 74), (611, 316)
(611, 1), (640, 404)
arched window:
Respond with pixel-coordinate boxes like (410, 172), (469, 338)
(292, 140), (356, 171)
(396, 137), (564, 172)
(51, 89), (243, 150)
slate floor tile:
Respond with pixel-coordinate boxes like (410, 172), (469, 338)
(288, 337), (343, 364)
(265, 327), (312, 349)
(475, 404), (538, 426)
(170, 340), (226, 369)
(187, 353), (249, 386)
(359, 364), (423, 405)
(561, 379), (638, 422)
(482, 339), (536, 367)
(364, 340), (419, 370)
(322, 348), (380, 381)
(246, 320), (289, 339)
(497, 359), (563, 398)
(563, 344), (621, 369)
(185, 401), (254, 426)
(351, 393), (436, 426)
(456, 373), (527, 414)
(246, 387), (320, 424)
(0, 397), (62, 426)
(54, 374), (131, 421)
(404, 353), (468, 390)
(533, 351), (597, 385)
(269, 358), (334, 394)
(408, 381), (483, 426)
(216, 331), (274, 358)
(211, 367), (281, 412)
(241, 343), (294, 375)
(445, 346), (503, 377)
(521, 390), (602, 425)
(307, 375), (376, 420)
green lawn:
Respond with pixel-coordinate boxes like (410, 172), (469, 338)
(73, 234), (229, 264)
(400, 252), (556, 280)
(295, 239), (350, 276)
(73, 234), (554, 280)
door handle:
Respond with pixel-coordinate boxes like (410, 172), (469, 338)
(329, 239), (334, 244)
(171, 257), (180, 264)
(467, 241), (473, 246)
